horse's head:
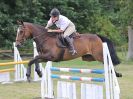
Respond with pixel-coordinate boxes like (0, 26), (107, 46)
(15, 20), (32, 47)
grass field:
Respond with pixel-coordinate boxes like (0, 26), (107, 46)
(0, 56), (133, 99)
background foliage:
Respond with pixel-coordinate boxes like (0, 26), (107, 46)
(0, 0), (132, 48)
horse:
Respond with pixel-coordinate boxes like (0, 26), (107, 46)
(15, 20), (122, 82)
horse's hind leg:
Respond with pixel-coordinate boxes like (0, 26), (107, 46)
(82, 55), (122, 77)
(115, 70), (122, 77)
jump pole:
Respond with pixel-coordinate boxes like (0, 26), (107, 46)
(0, 61), (29, 82)
(0, 68), (15, 73)
(0, 61), (29, 66)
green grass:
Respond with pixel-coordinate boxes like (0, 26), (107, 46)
(0, 57), (133, 99)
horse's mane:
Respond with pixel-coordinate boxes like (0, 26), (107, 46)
(24, 22), (47, 33)
(24, 22), (59, 38)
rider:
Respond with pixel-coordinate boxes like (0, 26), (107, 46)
(45, 8), (77, 55)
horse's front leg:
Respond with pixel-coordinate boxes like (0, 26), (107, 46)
(26, 54), (48, 82)
(26, 59), (36, 82)
(34, 62), (42, 78)
(26, 55), (42, 82)
(34, 54), (54, 76)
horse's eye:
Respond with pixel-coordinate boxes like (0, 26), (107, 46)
(20, 30), (23, 34)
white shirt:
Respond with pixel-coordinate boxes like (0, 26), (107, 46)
(46, 15), (71, 31)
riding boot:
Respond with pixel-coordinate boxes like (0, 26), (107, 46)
(65, 36), (77, 55)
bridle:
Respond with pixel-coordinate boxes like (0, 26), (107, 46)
(16, 24), (48, 48)
(16, 26), (27, 44)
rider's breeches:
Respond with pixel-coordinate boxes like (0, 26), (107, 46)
(63, 22), (76, 38)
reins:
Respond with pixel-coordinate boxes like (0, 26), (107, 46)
(32, 33), (45, 40)
(32, 32), (49, 53)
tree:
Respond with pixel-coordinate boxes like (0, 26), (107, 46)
(0, 0), (132, 48)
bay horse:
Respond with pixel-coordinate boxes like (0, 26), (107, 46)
(15, 21), (122, 82)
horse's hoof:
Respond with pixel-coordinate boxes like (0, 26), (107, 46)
(26, 73), (31, 82)
(27, 77), (31, 83)
(38, 71), (42, 77)
(116, 73), (122, 77)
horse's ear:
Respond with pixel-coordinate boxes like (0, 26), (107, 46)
(17, 20), (24, 26)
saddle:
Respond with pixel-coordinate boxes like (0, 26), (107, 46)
(57, 32), (80, 48)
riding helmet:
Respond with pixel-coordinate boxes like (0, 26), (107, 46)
(50, 8), (60, 17)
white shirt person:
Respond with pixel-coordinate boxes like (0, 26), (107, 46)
(45, 8), (77, 55)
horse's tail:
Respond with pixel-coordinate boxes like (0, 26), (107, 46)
(97, 34), (120, 66)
